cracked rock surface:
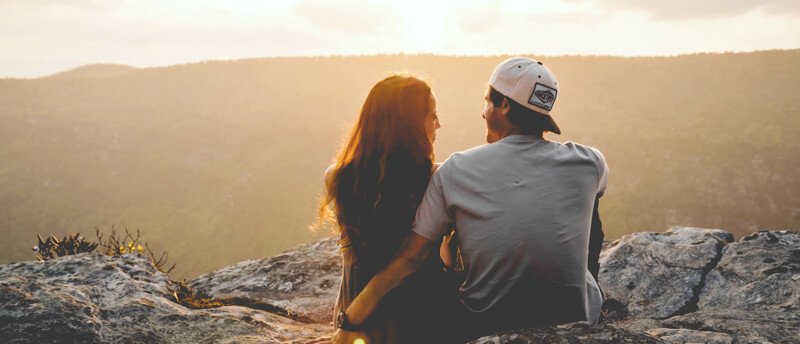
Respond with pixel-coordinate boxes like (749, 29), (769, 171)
(654, 230), (800, 344)
(0, 253), (330, 344)
(1, 227), (798, 343)
(189, 237), (340, 324)
(468, 322), (664, 344)
(698, 230), (800, 312)
(597, 226), (733, 319)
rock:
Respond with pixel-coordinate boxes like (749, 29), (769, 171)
(468, 322), (665, 343)
(598, 226), (733, 319)
(189, 237), (340, 324)
(0, 253), (330, 344)
(645, 328), (732, 344)
(3, 228), (799, 344)
(659, 310), (799, 344)
(698, 230), (800, 313)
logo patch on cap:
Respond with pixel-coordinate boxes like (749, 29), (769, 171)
(529, 83), (557, 111)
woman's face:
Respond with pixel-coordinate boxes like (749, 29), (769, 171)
(425, 92), (441, 144)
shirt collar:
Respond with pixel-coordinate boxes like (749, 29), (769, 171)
(498, 134), (545, 144)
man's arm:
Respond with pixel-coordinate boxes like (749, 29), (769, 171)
(588, 197), (604, 281)
(341, 232), (436, 325)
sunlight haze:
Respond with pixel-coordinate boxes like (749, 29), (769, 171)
(1, 0), (799, 77)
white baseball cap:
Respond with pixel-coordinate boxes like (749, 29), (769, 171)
(489, 57), (561, 134)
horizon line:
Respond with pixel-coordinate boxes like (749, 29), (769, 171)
(5, 47), (799, 80)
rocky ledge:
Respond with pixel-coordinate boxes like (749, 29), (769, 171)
(1, 227), (798, 343)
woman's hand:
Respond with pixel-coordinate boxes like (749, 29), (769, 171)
(332, 329), (368, 344)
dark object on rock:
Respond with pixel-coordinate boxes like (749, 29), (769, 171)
(600, 298), (628, 322)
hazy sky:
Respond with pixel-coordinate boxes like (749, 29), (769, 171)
(2, 0), (799, 78)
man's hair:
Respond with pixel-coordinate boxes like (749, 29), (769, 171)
(489, 87), (552, 136)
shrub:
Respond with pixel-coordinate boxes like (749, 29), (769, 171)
(32, 226), (175, 273)
(32, 233), (98, 260)
(95, 227), (175, 273)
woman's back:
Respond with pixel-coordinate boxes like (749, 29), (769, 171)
(335, 152), (427, 269)
(321, 74), (450, 343)
(332, 152), (452, 343)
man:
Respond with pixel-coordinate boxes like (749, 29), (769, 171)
(334, 57), (608, 343)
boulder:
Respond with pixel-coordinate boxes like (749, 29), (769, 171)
(188, 237), (340, 324)
(3, 228), (799, 344)
(467, 322), (664, 344)
(698, 230), (800, 312)
(645, 327), (732, 344)
(597, 226), (733, 319)
(659, 310), (799, 344)
(0, 253), (330, 344)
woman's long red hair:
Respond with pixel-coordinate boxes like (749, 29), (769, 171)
(320, 75), (434, 250)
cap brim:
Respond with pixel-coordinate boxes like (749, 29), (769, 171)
(546, 115), (561, 135)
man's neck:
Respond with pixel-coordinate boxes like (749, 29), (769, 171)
(500, 127), (544, 140)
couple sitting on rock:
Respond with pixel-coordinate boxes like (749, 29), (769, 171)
(321, 57), (608, 344)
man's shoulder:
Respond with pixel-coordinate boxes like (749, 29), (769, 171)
(559, 141), (606, 164)
(441, 143), (494, 166)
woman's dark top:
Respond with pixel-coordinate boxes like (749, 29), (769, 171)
(332, 152), (453, 343)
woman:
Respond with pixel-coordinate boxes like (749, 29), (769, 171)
(319, 75), (452, 343)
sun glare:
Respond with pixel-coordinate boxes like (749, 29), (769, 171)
(390, 0), (452, 52)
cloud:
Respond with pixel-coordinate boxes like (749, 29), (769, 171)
(453, 0), (503, 33)
(291, 0), (398, 33)
(565, 0), (800, 20)
(0, 0), (122, 11)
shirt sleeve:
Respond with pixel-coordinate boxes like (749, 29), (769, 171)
(591, 147), (609, 198)
(412, 161), (454, 241)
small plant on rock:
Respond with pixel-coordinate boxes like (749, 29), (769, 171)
(94, 227), (175, 273)
(32, 226), (175, 273)
(32, 233), (98, 261)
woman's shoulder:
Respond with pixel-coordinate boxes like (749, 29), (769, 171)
(324, 164), (337, 192)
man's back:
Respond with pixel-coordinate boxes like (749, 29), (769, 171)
(413, 134), (608, 314)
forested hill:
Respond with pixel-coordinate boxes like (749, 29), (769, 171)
(1, 50), (798, 279)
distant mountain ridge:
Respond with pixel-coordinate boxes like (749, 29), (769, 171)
(0, 50), (798, 279)
(43, 63), (138, 79)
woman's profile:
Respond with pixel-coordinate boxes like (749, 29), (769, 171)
(319, 75), (452, 343)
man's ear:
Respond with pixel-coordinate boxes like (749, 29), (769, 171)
(500, 97), (511, 117)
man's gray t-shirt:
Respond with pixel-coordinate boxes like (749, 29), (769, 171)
(412, 135), (608, 315)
